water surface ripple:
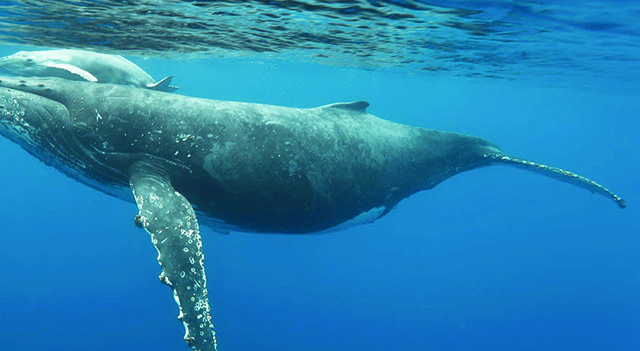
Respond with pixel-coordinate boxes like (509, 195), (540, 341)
(0, 1), (639, 83)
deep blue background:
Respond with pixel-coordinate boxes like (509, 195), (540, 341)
(0, 45), (638, 351)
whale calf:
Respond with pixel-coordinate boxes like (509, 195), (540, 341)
(0, 49), (178, 91)
(0, 76), (625, 351)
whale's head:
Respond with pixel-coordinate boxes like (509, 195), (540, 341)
(0, 75), (109, 139)
(0, 51), (50, 76)
(0, 76), (130, 193)
(0, 76), (73, 155)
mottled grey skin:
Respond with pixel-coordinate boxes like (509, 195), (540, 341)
(0, 77), (503, 232)
(0, 76), (625, 351)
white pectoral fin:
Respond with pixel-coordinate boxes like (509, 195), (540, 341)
(486, 154), (626, 208)
(43, 62), (98, 82)
(129, 161), (218, 351)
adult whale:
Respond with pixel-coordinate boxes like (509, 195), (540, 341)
(0, 49), (178, 91)
(0, 76), (625, 351)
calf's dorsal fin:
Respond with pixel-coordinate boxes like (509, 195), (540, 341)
(148, 75), (179, 92)
(322, 101), (370, 113)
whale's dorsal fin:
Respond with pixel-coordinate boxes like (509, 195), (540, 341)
(147, 76), (180, 92)
(323, 101), (369, 113)
(43, 62), (98, 82)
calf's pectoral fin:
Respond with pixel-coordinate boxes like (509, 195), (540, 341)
(42, 62), (98, 82)
(129, 160), (218, 351)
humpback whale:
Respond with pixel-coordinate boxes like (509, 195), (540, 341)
(0, 76), (625, 351)
(0, 49), (178, 92)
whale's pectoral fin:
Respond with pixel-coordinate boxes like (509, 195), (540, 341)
(485, 154), (626, 208)
(148, 76), (180, 92)
(129, 160), (218, 351)
(42, 62), (98, 82)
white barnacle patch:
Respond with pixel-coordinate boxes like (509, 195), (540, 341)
(173, 290), (182, 309)
(180, 228), (195, 238)
(137, 214), (150, 228)
(177, 133), (194, 142)
(322, 206), (386, 233)
(194, 299), (209, 311)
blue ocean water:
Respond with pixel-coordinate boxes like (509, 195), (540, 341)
(0, 2), (638, 351)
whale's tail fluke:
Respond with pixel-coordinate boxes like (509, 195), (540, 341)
(484, 153), (626, 208)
